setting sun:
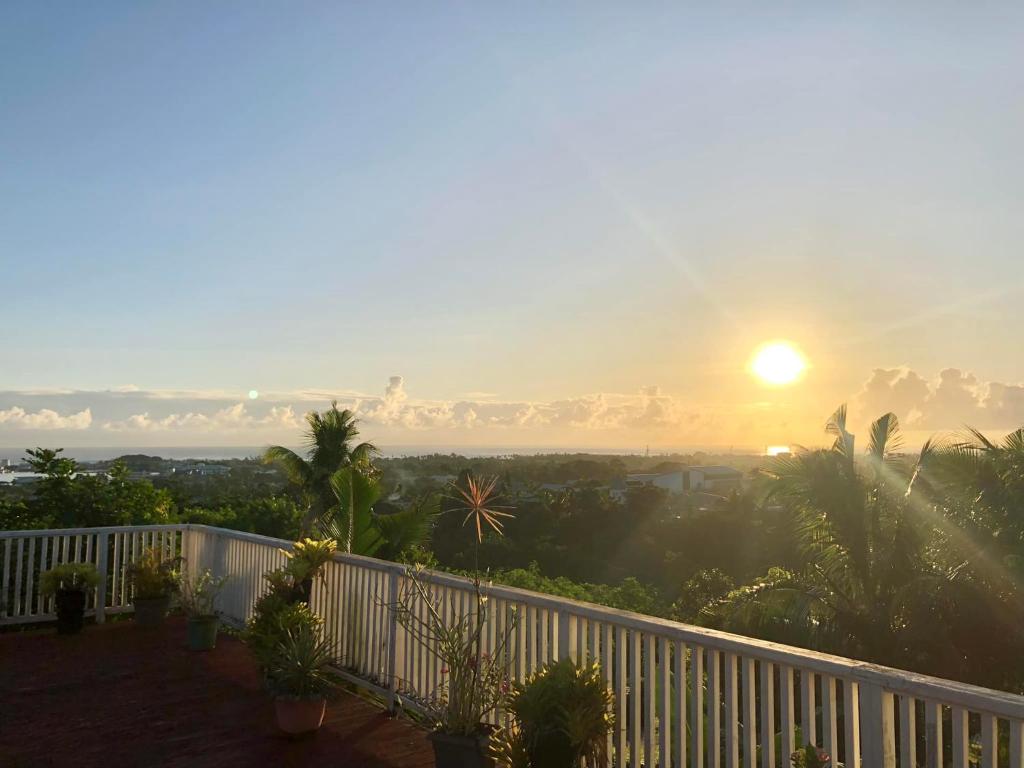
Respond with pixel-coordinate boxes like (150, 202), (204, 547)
(750, 341), (807, 385)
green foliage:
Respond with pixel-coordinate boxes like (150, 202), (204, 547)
(17, 452), (175, 530)
(126, 546), (181, 600)
(244, 592), (324, 672)
(40, 563), (99, 596)
(282, 537), (337, 583)
(485, 563), (665, 617)
(178, 569), (227, 618)
(265, 619), (335, 699)
(670, 568), (734, 623)
(491, 659), (614, 768)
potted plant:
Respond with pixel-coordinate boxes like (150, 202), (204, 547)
(266, 618), (334, 735)
(491, 659), (615, 768)
(280, 538), (336, 604)
(389, 474), (517, 768)
(179, 569), (227, 650)
(39, 563), (100, 635)
(126, 546), (181, 627)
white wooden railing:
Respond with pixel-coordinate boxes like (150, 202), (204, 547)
(2, 523), (1023, 768)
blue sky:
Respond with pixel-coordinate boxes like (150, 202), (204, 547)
(2, 3), (1023, 449)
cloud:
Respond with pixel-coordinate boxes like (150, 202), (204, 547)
(856, 367), (1024, 430)
(0, 407), (92, 430)
(104, 403), (299, 432)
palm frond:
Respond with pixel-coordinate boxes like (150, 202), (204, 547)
(868, 412), (902, 461)
(262, 445), (313, 487)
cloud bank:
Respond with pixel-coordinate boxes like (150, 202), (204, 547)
(1, 368), (1022, 448)
(857, 367), (1024, 430)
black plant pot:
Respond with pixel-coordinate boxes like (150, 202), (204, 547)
(55, 589), (86, 635)
(428, 730), (494, 768)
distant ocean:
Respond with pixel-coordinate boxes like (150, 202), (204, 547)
(0, 444), (758, 464)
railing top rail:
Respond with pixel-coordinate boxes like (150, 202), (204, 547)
(0, 524), (187, 538)
(7, 523), (1024, 719)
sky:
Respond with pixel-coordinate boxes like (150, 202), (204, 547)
(2, 3), (1023, 453)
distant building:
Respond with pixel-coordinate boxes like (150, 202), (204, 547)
(172, 462), (231, 477)
(625, 465), (743, 494)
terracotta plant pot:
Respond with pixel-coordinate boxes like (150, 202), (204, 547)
(187, 615), (219, 650)
(274, 697), (326, 735)
(428, 730), (495, 768)
(54, 589), (87, 635)
(133, 595), (171, 627)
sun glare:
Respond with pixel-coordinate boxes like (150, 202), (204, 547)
(750, 341), (807, 385)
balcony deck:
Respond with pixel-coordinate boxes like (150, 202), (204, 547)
(0, 617), (435, 768)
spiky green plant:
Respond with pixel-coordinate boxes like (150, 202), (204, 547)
(266, 619), (335, 699)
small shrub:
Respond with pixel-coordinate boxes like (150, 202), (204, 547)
(492, 658), (614, 768)
(40, 563), (100, 596)
(178, 569), (227, 618)
(126, 546), (181, 600)
(245, 593), (324, 671)
(266, 619), (335, 700)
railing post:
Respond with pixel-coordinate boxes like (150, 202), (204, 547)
(386, 566), (400, 712)
(95, 531), (109, 624)
(860, 681), (896, 768)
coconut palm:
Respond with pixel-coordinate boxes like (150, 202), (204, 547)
(264, 402), (377, 533)
(703, 406), (935, 665)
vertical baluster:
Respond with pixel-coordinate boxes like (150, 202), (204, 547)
(707, 650), (722, 768)
(780, 665), (797, 760)
(844, 681), (861, 768)
(980, 713), (996, 768)
(2, 538), (10, 620)
(761, 661), (777, 768)
(691, 646), (705, 768)
(540, 609), (550, 666)
(630, 631), (642, 767)
(110, 533), (120, 609)
(951, 707), (969, 768)
(674, 641), (688, 768)
(822, 675), (838, 759)
(659, 637), (671, 767)
(36, 535), (49, 615)
(24, 537), (35, 617)
(899, 696), (916, 768)
(723, 652), (739, 768)
(615, 626), (627, 766)
(14, 538), (24, 617)
(603, 623), (615, 768)
(801, 670), (817, 746)
(742, 658), (756, 768)
(644, 634), (656, 766)
(331, 562), (343, 662)
(925, 701), (942, 768)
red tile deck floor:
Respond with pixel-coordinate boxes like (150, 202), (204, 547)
(0, 617), (435, 767)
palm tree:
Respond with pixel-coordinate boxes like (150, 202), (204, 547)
(703, 406), (934, 665)
(264, 402), (377, 533)
(320, 465), (440, 559)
